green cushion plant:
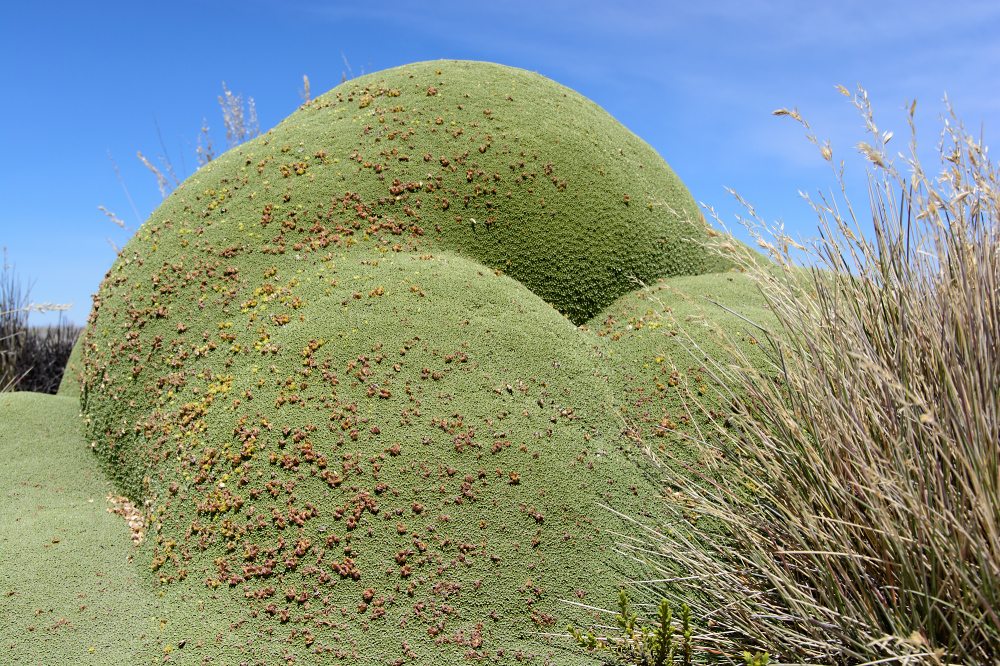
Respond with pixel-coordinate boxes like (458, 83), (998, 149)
(68, 61), (746, 663)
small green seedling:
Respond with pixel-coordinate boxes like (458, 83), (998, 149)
(568, 589), (694, 666)
(743, 651), (770, 666)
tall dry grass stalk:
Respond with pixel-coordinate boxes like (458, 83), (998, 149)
(195, 117), (215, 167)
(106, 151), (142, 224)
(299, 75), (311, 105)
(612, 87), (999, 664)
(0, 248), (30, 392)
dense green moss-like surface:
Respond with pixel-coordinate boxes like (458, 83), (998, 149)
(58, 333), (84, 399)
(1, 392), (155, 663)
(0, 392), (355, 665)
(128, 59), (725, 325)
(584, 272), (778, 467)
(77, 237), (664, 661)
(586, 270), (778, 423)
(50, 60), (761, 663)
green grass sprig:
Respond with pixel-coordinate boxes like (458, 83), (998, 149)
(568, 590), (698, 666)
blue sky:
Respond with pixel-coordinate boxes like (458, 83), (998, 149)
(2, 0), (997, 327)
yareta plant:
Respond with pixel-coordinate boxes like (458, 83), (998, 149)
(74, 61), (735, 663)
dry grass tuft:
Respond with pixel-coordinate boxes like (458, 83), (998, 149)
(100, 81), (260, 254)
(0, 249), (73, 393)
(12, 317), (83, 394)
(612, 87), (999, 664)
(195, 116), (214, 166)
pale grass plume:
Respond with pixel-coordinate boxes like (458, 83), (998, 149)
(97, 207), (133, 254)
(97, 205), (130, 231)
(2, 302), (73, 316)
(218, 81), (259, 148)
(101, 82), (258, 260)
(196, 117), (214, 166)
(151, 112), (180, 188)
(299, 74), (311, 105)
(342, 52), (354, 81)
(137, 150), (170, 198)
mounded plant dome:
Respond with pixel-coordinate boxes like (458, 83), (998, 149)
(74, 60), (732, 662)
(147, 59), (722, 325)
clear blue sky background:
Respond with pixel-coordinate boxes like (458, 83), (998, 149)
(2, 0), (997, 327)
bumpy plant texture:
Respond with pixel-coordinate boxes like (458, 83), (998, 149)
(75, 61), (731, 663)
(138, 60), (722, 325)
